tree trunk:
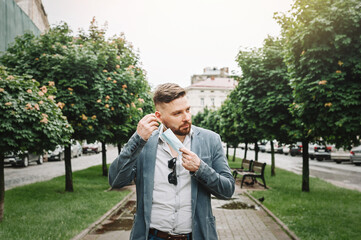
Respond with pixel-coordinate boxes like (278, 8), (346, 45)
(102, 142), (108, 177)
(255, 142), (259, 161)
(117, 143), (122, 154)
(271, 141), (276, 176)
(64, 144), (73, 192)
(302, 139), (310, 192)
(232, 146), (236, 162)
(244, 142), (248, 160)
(0, 154), (4, 222)
(226, 144), (229, 160)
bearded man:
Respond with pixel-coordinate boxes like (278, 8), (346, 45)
(109, 83), (235, 240)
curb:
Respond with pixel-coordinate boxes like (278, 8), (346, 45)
(71, 188), (136, 240)
(244, 191), (300, 240)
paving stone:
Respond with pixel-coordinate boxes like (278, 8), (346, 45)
(77, 185), (295, 240)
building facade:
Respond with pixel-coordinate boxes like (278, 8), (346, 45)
(15, 0), (49, 32)
(1, 0), (49, 52)
(186, 67), (237, 115)
(191, 67), (229, 85)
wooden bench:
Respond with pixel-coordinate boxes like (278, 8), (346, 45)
(233, 160), (267, 189)
(241, 161), (267, 188)
(232, 159), (253, 179)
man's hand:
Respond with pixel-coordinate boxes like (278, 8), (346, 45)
(136, 114), (159, 141)
(180, 148), (201, 172)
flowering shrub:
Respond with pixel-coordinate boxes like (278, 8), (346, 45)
(0, 66), (73, 155)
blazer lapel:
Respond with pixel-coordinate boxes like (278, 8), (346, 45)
(143, 130), (159, 224)
(191, 127), (201, 217)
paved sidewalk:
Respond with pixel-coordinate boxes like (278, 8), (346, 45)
(212, 189), (292, 240)
(74, 184), (297, 240)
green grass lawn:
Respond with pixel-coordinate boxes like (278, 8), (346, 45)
(0, 165), (129, 240)
(228, 157), (361, 240)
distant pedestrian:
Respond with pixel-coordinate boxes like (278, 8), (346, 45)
(109, 83), (235, 240)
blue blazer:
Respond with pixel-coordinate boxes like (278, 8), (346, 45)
(109, 126), (235, 240)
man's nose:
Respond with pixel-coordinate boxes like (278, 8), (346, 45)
(183, 112), (191, 122)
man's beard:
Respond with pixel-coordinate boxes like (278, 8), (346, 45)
(167, 122), (192, 136)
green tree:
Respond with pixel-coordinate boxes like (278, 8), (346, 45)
(0, 66), (73, 221)
(192, 107), (211, 128)
(1, 23), (93, 191)
(220, 87), (263, 162)
(75, 20), (153, 176)
(276, 0), (361, 191)
(1, 20), (152, 189)
(236, 37), (293, 175)
(219, 100), (243, 161)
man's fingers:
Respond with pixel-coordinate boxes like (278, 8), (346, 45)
(137, 114), (160, 141)
(143, 114), (157, 123)
(139, 114), (158, 129)
(146, 121), (159, 128)
(148, 127), (158, 135)
(180, 148), (191, 154)
(181, 162), (188, 169)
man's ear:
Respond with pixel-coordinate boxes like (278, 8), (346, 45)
(155, 111), (162, 123)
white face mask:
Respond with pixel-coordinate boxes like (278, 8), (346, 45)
(161, 128), (184, 155)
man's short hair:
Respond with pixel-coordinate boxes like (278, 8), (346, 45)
(153, 83), (186, 106)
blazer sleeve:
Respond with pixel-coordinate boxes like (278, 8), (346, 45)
(192, 134), (235, 199)
(108, 132), (146, 189)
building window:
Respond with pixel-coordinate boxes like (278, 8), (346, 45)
(211, 98), (215, 106)
(201, 98), (204, 106)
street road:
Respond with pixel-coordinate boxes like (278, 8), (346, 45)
(232, 148), (361, 192)
(5, 145), (361, 193)
(4, 146), (119, 190)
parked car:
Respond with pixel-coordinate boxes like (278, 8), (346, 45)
(265, 141), (283, 153)
(331, 147), (351, 164)
(283, 144), (291, 155)
(350, 145), (361, 166)
(258, 140), (267, 152)
(314, 143), (332, 161)
(48, 145), (64, 161)
(248, 141), (266, 152)
(309, 143), (316, 160)
(71, 140), (82, 157)
(82, 141), (102, 154)
(259, 143), (266, 153)
(4, 151), (43, 167)
(48, 140), (82, 161)
(290, 142), (303, 156)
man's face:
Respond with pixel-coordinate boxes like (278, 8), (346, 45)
(156, 96), (192, 136)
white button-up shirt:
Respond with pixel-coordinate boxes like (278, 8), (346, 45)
(149, 125), (193, 234)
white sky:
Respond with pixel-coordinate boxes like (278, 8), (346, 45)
(42, 0), (293, 89)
